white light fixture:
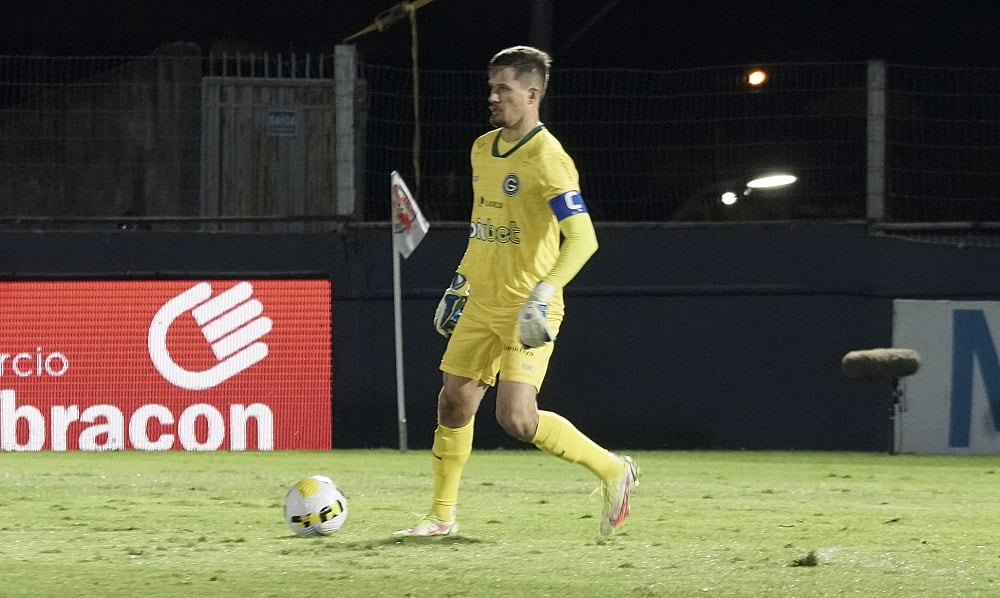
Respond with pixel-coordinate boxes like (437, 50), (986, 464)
(719, 191), (738, 206)
(746, 174), (797, 189)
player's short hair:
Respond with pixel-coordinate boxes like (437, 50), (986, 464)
(489, 46), (551, 92)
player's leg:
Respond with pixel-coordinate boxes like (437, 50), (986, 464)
(496, 338), (639, 535)
(395, 301), (500, 536)
(394, 373), (486, 537)
(430, 373), (487, 522)
(495, 379), (624, 480)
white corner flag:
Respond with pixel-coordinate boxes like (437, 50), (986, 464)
(390, 170), (429, 453)
(391, 170), (429, 259)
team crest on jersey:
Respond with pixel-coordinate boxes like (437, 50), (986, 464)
(502, 173), (520, 197)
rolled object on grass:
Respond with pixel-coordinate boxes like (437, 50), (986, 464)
(841, 348), (921, 380)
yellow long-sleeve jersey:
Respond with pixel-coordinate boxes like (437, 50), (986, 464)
(457, 124), (598, 312)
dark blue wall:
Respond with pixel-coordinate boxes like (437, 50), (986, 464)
(5, 222), (999, 451)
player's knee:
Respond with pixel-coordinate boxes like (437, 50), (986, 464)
(496, 411), (536, 443)
(437, 385), (479, 427)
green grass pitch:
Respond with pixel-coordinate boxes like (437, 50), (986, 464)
(1, 450), (998, 597)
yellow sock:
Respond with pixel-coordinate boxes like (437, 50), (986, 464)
(532, 410), (624, 481)
(430, 418), (474, 521)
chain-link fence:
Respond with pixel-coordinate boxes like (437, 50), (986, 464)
(0, 45), (346, 232)
(1, 48), (997, 232)
(364, 62), (871, 222)
(885, 65), (1000, 222)
(364, 61), (1000, 227)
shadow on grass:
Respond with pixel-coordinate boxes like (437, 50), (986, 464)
(272, 534), (492, 554)
(341, 535), (491, 550)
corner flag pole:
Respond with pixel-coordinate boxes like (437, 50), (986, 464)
(392, 245), (408, 452)
(389, 171), (429, 454)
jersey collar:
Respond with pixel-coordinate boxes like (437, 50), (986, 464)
(491, 124), (546, 158)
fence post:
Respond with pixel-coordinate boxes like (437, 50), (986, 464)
(335, 45), (358, 218)
(866, 60), (887, 222)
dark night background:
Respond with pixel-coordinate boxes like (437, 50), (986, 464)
(1, 0), (997, 69)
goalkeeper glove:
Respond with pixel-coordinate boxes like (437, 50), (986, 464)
(433, 273), (470, 337)
(518, 281), (556, 348)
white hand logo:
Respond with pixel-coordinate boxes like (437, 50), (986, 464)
(148, 282), (272, 390)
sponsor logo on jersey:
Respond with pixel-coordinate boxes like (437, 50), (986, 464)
(479, 196), (504, 209)
(469, 218), (521, 244)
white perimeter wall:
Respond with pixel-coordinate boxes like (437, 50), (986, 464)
(893, 300), (1000, 454)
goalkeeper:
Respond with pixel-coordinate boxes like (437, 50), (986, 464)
(396, 45), (638, 538)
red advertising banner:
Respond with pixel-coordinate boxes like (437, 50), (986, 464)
(0, 280), (332, 451)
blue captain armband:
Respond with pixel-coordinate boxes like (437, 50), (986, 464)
(548, 190), (588, 221)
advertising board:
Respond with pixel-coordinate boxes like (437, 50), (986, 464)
(0, 280), (332, 451)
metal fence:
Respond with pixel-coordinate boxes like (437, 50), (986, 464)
(0, 49), (202, 228)
(364, 61), (1000, 227)
(0, 45), (349, 232)
(1, 48), (998, 232)
(884, 65), (1000, 222)
(364, 62), (871, 222)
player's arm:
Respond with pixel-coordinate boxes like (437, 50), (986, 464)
(537, 189), (598, 293)
(546, 205), (598, 289)
(518, 191), (598, 347)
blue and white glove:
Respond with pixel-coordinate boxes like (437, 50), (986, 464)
(433, 273), (470, 337)
(518, 281), (556, 348)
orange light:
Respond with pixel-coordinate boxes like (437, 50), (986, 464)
(747, 69), (767, 86)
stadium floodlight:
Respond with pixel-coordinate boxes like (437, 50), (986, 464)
(746, 173), (797, 189)
(672, 171), (798, 220)
(722, 172), (797, 206)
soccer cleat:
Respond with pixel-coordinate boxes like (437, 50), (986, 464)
(393, 514), (457, 537)
(600, 455), (640, 536)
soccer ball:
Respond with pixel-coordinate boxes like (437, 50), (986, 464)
(284, 475), (348, 536)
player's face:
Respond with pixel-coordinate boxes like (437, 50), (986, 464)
(487, 67), (532, 130)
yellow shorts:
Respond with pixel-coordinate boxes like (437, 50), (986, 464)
(439, 298), (562, 391)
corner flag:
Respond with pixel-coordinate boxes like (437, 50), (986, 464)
(390, 170), (429, 452)
(391, 170), (429, 259)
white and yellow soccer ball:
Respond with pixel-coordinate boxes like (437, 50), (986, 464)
(284, 475), (348, 536)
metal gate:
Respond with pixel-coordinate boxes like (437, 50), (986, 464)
(200, 77), (344, 232)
